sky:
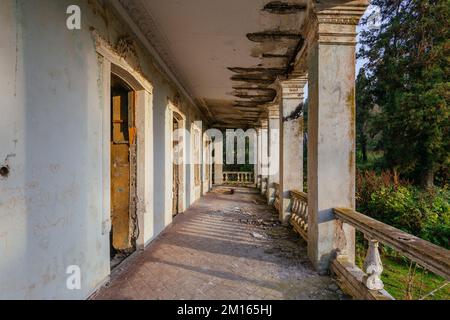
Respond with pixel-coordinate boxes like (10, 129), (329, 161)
(356, 5), (378, 75)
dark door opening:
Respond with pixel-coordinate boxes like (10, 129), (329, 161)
(110, 74), (138, 270)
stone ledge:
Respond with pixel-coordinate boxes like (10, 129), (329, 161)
(331, 256), (394, 300)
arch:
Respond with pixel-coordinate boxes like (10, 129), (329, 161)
(94, 30), (154, 257)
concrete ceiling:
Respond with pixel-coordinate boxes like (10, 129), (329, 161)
(136, 0), (309, 127)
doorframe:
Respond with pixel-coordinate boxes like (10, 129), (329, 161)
(94, 31), (153, 252)
(167, 100), (186, 221)
(191, 122), (203, 202)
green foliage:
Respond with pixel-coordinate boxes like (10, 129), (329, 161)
(357, 170), (450, 248)
(359, 0), (450, 187)
(356, 238), (450, 300)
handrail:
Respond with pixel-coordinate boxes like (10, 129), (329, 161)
(291, 189), (308, 202)
(334, 208), (450, 282)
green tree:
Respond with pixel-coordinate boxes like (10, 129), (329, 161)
(359, 0), (450, 187)
(356, 69), (374, 163)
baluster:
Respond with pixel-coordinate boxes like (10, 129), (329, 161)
(291, 196), (297, 213)
(363, 237), (384, 290)
(299, 202), (305, 226)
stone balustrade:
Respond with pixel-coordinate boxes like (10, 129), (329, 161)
(331, 208), (450, 300)
(289, 190), (308, 242)
(283, 191), (450, 300)
(222, 171), (254, 184)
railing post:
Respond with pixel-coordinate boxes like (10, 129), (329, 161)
(306, 2), (367, 273)
(363, 238), (384, 290)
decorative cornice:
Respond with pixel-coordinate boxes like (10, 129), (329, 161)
(118, 0), (174, 71)
(278, 76), (308, 100)
(314, 1), (369, 45)
(260, 119), (269, 129)
(116, 36), (141, 71)
(91, 29), (153, 93)
(113, 0), (213, 122)
(267, 105), (280, 119)
(289, 0), (368, 76)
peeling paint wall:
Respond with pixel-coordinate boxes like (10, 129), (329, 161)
(0, 0), (206, 299)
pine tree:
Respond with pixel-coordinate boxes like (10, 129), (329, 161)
(359, 0), (450, 187)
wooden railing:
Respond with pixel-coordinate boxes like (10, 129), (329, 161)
(332, 208), (450, 300)
(273, 183), (280, 212)
(290, 190), (308, 241)
(223, 171), (254, 184)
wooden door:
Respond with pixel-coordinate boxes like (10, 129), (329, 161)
(111, 90), (134, 251)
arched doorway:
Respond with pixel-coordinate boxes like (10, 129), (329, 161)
(172, 110), (185, 216)
(110, 74), (138, 268)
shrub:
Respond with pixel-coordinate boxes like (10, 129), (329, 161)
(356, 170), (450, 249)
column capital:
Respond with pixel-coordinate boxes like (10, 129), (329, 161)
(278, 76), (308, 100)
(260, 119), (268, 129)
(267, 105), (279, 119)
(310, 1), (368, 45)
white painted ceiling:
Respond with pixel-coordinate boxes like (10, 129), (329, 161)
(138, 0), (309, 126)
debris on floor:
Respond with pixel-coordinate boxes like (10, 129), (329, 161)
(212, 188), (234, 195)
(93, 187), (347, 300)
(251, 232), (266, 239)
(110, 251), (132, 270)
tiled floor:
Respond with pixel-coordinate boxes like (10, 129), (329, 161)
(92, 187), (345, 300)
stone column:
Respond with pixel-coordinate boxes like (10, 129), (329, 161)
(256, 127), (262, 188)
(266, 106), (280, 205)
(278, 77), (307, 224)
(260, 120), (269, 195)
(307, 2), (368, 273)
(213, 139), (223, 185)
(213, 164), (222, 185)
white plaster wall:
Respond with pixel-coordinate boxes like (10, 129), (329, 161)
(0, 0), (207, 299)
(0, 0), (110, 299)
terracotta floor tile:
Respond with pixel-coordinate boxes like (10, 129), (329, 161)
(92, 187), (343, 300)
